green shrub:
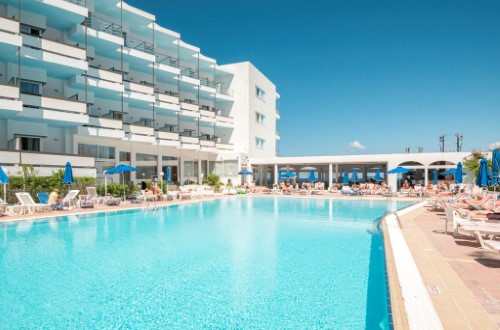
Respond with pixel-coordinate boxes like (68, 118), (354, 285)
(202, 174), (222, 191)
(97, 183), (137, 197)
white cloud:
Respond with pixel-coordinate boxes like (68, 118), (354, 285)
(489, 141), (500, 150)
(349, 140), (366, 149)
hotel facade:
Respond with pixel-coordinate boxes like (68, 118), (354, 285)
(0, 0), (474, 190)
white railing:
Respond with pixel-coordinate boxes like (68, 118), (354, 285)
(0, 83), (19, 99)
(0, 16), (19, 34)
(180, 136), (199, 144)
(200, 140), (216, 147)
(88, 66), (122, 83)
(216, 142), (234, 150)
(180, 102), (198, 112)
(124, 81), (154, 95)
(22, 34), (86, 60)
(0, 149), (95, 168)
(155, 131), (179, 141)
(123, 124), (154, 136)
(157, 92), (179, 104)
(21, 94), (87, 114)
(88, 116), (122, 130)
(200, 109), (215, 118)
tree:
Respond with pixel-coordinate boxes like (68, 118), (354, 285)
(462, 151), (491, 177)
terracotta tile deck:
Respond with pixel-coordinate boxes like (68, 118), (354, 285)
(401, 207), (500, 329)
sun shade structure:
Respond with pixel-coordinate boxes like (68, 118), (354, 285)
(342, 172), (349, 184)
(104, 164), (138, 197)
(433, 169), (438, 185)
(441, 169), (456, 175)
(491, 148), (500, 186)
(62, 162), (74, 184)
(238, 169), (253, 175)
(476, 158), (491, 187)
(374, 169), (383, 182)
(387, 166), (413, 174)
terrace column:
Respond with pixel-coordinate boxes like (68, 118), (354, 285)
(197, 157), (202, 184)
(424, 166), (428, 187)
(335, 164), (339, 183)
(274, 164), (278, 185)
(328, 163), (333, 188)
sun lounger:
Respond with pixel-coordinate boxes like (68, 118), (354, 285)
(459, 223), (500, 250)
(85, 187), (106, 204)
(37, 192), (67, 210)
(341, 186), (358, 196)
(15, 192), (52, 214)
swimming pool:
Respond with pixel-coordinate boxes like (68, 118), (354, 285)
(0, 197), (413, 329)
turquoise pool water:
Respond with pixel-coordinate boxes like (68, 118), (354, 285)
(0, 197), (413, 329)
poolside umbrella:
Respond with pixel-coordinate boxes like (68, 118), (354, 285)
(62, 162), (74, 184)
(342, 172), (349, 185)
(239, 169), (253, 184)
(278, 170), (283, 181)
(351, 168), (358, 182)
(433, 169), (438, 185)
(387, 166), (412, 174)
(455, 162), (463, 184)
(374, 169), (383, 182)
(104, 164), (138, 198)
(165, 166), (171, 194)
(282, 172), (296, 178)
(0, 166), (8, 201)
(308, 170), (317, 182)
(441, 169), (456, 175)
(476, 158), (491, 187)
(491, 148), (500, 186)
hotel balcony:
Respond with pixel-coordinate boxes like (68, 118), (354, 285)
(199, 136), (217, 153)
(21, 34), (87, 71)
(156, 91), (179, 105)
(70, 13), (123, 52)
(215, 88), (234, 102)
(200, 77), (216, 93)
(199, 107), (216, 124)
(155, 53), (180, 75)
(216, 142), (234, 151)
(123, 80), (155, 104)
(180, 99), (200, 115)
(0, 83), (22, 114)
(0, 16), (22, 48)
(39, 0), (88, 17)
(180, 135), (200, 150)
(123, 121), (155, 143)
(178, 67), (200, 86)
(215, 114), (234, 128)
(70, 66), (124, 95)
(19, 93), (88, 125)
(123, 37), (155, 63)
(155, 127), (181, 147)
(0, 149), (95, 177)
(78, 109), (124, 138)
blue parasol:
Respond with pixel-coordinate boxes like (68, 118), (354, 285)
(282, 172), (296, 178)
(476, 158), (491, 187)
(0, 166), (9, 201)
(455, 162), (463, 184)
(433, 169), (438, 185)
(62, 162), (74, 184)
(342, 172), (349, 185)
(104, 164), (138, 197)
(441, 169), (456, 175)
(387, 166), (412, 174)
(238, 169), (253, 175)
(374, 169), (382, 182)
(351, 169), (358, 182)
(308, 170), (317, 182)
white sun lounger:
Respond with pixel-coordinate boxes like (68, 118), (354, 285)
(460, 223), (500, 250)
(62, 190), (80, 209)
(15, 192), (52, 214)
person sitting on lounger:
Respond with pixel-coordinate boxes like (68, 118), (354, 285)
(150, 184), (162, 200)
(48, 189), (62, 205)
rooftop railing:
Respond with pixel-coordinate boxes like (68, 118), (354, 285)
(125, 37), (154, 55)
(155, 53), (178, 67)
(83, 14), (122, 37)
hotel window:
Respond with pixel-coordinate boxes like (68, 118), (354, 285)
(119, 151), (131, 162)
(162, 156), (179, 161)
(255, 137), (265, 150)
(20, 80), (42, 95)
(78, 144), (115, 159)
(256, 112), (266, 125)
(136, 166), (157, 180)
(256, 86), (266, 100)
(20, 24), (42, 37)
(20, 136), (41, 151)
(136, 153), (157, 161)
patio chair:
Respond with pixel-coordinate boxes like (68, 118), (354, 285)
(451, 209), (485, 237)
(459, 223), (500, 250)
(62, 190), (80, 209)
(15, 192), (52, 214)
(37, 192), (67, 210)
(86, 187), (106, 204)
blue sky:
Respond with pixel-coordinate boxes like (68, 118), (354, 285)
(127, 0), (500, 156)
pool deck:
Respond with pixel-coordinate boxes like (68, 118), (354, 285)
(1, 193), (498, 329)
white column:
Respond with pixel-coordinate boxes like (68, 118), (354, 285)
(274, 164), (278, 185)
(328, 163), (333, 188)
(424, 166), (428, 187)
(197, 154), (202, 184)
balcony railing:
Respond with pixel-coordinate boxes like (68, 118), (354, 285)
(125, 37), (154, 55)
(180, 67), (199, 79)
(64, 0), (86, 7)
(155, 53), (178, 68)
(200, 77), (216, 88)
(83, 14), (122, 37)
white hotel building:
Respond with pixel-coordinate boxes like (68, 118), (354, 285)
(0, 0), (280, 185)
(0, 0), (473, 190)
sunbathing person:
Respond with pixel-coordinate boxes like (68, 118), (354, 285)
(151, 184), (163, 200)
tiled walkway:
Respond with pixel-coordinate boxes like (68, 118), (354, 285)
(402, 207), (500, 329)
